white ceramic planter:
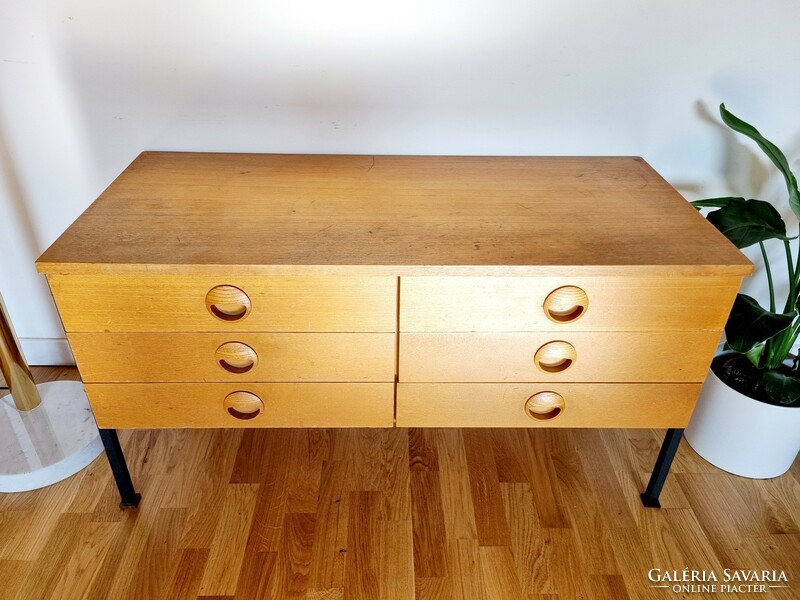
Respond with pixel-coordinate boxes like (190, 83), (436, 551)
(685, 368), (800, 479)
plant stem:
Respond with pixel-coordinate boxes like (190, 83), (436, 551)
(765, 319), (800, 370)
(795, 234), (800, 297)
(760, 242), (776, 313)
(784, 240), (796, 313)
(780, 324), (800, 367)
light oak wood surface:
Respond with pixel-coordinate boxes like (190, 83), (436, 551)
(69, 332), (395, 383)
(84, 382), (395, 428)
(400, 276), (742, 332)
(3, 369), (797, 600)
(400, 331), (722, 383)
(36, 153), (751, 277)
(35, 153), (751, 432)
(46, 274), (396, 333)
(396, 383), (700, 428)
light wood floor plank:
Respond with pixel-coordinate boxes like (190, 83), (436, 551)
(263, 512), (315, 599)
(197, 483), (259, 596)
(162, 548), (211, 600)
(501, 482), (554, 596)
(13, 513), (89, 600)
(462, 429), (512, 547)
(478, 546), (525, 600)
(50, 520), (120, 600)
(453, 539), (486, 600)
(379, 520), (415, 600)
(344, 491), (382, 600)
(0, 560), (32, 600)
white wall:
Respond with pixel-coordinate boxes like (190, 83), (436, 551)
(1, 0), (799, 364)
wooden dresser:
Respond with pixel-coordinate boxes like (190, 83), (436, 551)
(36, 153), (752, 433)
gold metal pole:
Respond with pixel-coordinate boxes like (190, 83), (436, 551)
(0, 293), (41, 411)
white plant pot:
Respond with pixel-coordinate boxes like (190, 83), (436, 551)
(685, 367), (800, 479)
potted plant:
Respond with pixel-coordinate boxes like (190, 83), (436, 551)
(685, 103), (800, 478)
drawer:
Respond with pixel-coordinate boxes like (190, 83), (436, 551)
(46, 274), (396, 332)
(84, 383), (394, 428)
(396, 383), (700, 428)
(400, 331), (720, 383)
(70, 332), (395, 383)
(400, 276), (740, 332)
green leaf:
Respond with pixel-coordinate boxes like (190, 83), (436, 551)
(759, 370), (800, 405)
(720, 103), (800, 220)
(744, 342), (765, 367)
(724, 294), (795, 353)
(705, 198), (791, 248)
(691, 196), (746, 209)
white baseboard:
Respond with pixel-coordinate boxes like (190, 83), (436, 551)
(19, 338), (75, 366)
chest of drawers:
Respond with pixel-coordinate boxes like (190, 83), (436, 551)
(36, 153), (752, 434)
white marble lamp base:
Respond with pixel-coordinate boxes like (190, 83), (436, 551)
(0, 381), (103, 492)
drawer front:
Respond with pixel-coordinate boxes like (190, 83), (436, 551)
(400, 331), (720, 383)
(47, 274), (396, 332)
(70, 332), (395, 383)
(396, 383), (700, 428)
(85, 383), (394, 428)
(400, 276), (740, 332)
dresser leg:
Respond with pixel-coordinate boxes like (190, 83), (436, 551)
(99, 429), (141, 508)
(640, 428), (683, 508)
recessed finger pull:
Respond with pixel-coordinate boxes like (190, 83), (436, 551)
(543, 286), (588, 323)
(223, 391), (263, 420)
(524, 391), (565, 421)
(206, 285), (252, 322)
(534, 341), (577, 373)
(216, 342), (258, 374)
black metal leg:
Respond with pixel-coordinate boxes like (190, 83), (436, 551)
(99, 429), (141, 508)
(640, 428), (683, 508)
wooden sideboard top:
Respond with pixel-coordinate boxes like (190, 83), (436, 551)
(36, 152), (752, 276)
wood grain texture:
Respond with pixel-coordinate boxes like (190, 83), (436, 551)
(46, 274), (396, 333)
(400, 331), (721, 383)
(2, 368), (799, 600)
(197, 484), (259, 596)
(35, 153), (752, 277)
(396, 383), (700, 428)
(34, 154), (750, 435)
(70, 332), (395, 383)
(84, 383), (394, 428)
(222, 391), (264, 419)
(400, 276), (742, 332)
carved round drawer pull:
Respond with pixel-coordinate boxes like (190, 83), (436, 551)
(223, 391), (263, 420)
(534, 341), (577, 373)
(543, 286), (588, 323)
(524, 391), (565, 421)
(206, 285), (252, 322)
(216, 342), (258, 374)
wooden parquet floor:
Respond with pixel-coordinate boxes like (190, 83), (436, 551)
(0, 368), (798, 599)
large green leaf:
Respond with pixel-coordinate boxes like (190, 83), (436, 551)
(744, 342), (765, 367)
(720, 103), (800, 220)
(759, 370), (800, 405)
(705, 198), (791, 248)
(724, 294), (795, 352)
(690, 196), (745, 209)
